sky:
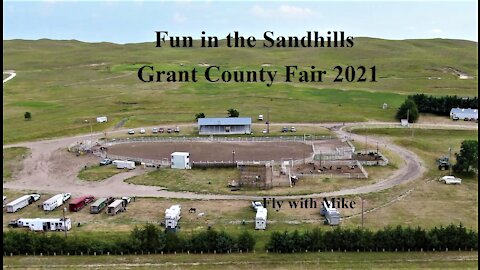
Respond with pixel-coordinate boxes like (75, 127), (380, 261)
(3, 1), (478, 43)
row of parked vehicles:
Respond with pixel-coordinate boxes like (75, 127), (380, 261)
(128, 126), (180, 135)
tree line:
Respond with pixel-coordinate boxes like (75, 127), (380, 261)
(4, 223), (477, 255)
(396, 94), (478, 122)
(267, 224), (478, 252)
(409, 94), (478, 116)
(3, 224), (255, 255)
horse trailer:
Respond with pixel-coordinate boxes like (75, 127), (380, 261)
(42, 194), (65, 211)
(90, 197), (114, 214)
(321, 201), (341, 226)
(107, 199), (125, 215)
(16, 218), (71, 231)
(255, 206), (268, 230)
(6, 195), (31, 213)
(165, 205), (181, 230)
(68, 195), (95, 212)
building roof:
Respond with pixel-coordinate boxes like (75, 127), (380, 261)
(172, 152), (189, 156)
(198, 117), (252, 126)
(450, 108), (478, 115)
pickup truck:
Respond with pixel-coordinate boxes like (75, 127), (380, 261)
(439, 176), (462, 185)
(251, 201), (263, 211)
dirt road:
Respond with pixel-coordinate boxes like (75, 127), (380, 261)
(3, 122), (475, 199)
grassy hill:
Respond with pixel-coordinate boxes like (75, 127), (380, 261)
(3, 38), (478, 143)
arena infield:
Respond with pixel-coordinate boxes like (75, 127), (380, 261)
(107, 141), (313, 163)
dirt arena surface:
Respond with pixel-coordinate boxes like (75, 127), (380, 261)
(107, 141), (313, 162)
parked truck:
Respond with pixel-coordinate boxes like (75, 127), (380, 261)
(42, 194), (65, 211)
(165, 205), (181, 230)
(113, 160), (136, 170)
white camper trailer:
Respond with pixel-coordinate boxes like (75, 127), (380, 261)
(107, 199), (125, 215)
(165, 204), (181, 230)
(42, 194), (64, 211)
(17, 218), (71, 231)
(170, 152), (191, 170)
(321, 201), (341, 226)
(113, 160), (136, 170)
(6, 195), (31, 213)
(96, 116), (108, 123)
(255, 206), (268, 230)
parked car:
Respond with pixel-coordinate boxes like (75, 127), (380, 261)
(128, 129), (135, 135)
(258, 114), (264, 121)
(262, 128), (267, 134)
(63, 193), (72, 202)
(140, 128), (146, 134)
(99, 158), (112, 166)
(84, 196), (95, 204)
(281, 127), (289, 132)
(290, 127), (297, 132)
(159, 128), (165, 133)
(152, 128), (158, 133)
(167, 128), (173, 133)
(174, 126), (180, 133)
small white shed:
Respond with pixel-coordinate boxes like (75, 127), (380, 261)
(171, 152), (191, 170)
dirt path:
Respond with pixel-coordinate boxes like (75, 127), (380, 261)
(2, 122), (474, 199)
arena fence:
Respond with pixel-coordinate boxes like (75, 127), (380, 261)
(103, 135), (333, 146)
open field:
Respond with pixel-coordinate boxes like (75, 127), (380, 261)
(348, 128), (478, 230)
(3, 147), (30, 182)
(3, 38), (477, 144)
(3, 252), (478, 269)
(77, 165), (122, 181)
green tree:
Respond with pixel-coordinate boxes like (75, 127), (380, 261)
(227, 108), (239, 117)
(24, 112), (32, 121)
(395, 99), (419, 123)
(236, 230), (256, 251)
(453, 140), (478, 175)
(195, 112), (205, 120)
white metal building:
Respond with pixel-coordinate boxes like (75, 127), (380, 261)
(171, 152), (191, 169)
(198, 117), (252, 135)
(96, 116), (108, 123)
(450, 108), (478, 121)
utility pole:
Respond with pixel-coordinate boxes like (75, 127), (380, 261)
(63, 207), (67, 238)
(448, 146), (452, 175)
(361, 197), (364, 228)
(365, 128), (368, 154)
(232, 150), (235, 165)
(407, 109), (410, 123)
(267, 107), (270, 134)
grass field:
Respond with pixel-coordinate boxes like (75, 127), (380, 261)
(3, 147), (30, 182)
(349, 128), (478, 230)
(3, 252), (478, 269)
(77, 165), (121, 181)
(3, 38), (477, 144)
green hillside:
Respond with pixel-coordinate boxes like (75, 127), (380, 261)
(2, 38), (478, 143)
